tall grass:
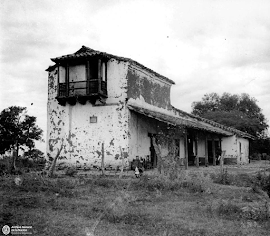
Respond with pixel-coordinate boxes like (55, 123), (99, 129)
(254, 171), (270, 197)
(0, 173), (77, 197)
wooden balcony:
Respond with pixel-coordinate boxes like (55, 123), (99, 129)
(56, 79), (107, 105)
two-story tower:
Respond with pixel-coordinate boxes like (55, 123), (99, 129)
(46, 46), (176, 169)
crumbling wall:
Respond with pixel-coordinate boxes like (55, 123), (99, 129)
(128, 111), (158, 160)
(128, 111), (185, 162)
(46, 59), (130, 169)
(126, 64), (172, 110)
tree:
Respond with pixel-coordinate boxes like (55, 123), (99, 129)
(0, 106), (43, 172)
(47, 144), (63, 177)
(192, 93), (268, 138)
(24, 148), (45, 161)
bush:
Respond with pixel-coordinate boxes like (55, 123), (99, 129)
(216, 200), (242, 218)
(212, 168), (233, 185)
(262, 153), (270, 160)
(0, 173), (77, 197)
(65, 167), (78, 177)
(92, 177), (118, 188)
(131, 175), (181, 192)
(240, 204), (270, 221)
(254, 171), (270, 197)
(0, 157), (10, 175)
(7, 195), (40, 209)
(250, 153), (260, 160)
(0, 154), (46, 175)
(214, 200), (269, 221)
(131, 172), (210, 193)
(233, 173), (254, 187)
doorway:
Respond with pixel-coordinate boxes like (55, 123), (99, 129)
(188, 134), (195, 165)
(207, 140), (213, 164)
(207, 140), (221, 165)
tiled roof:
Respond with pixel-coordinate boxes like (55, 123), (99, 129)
(172, 106), (255, 139)
(45, 64), (57, 72)
(128, 104), (234, 136)
(50, 46), (175, 85)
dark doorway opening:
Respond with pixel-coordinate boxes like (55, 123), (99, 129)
(215, 140), (221, 165)
(207, 140), (221, 165)
(208, 140), (213, 164)
(175, 139), (180, 157)
(188, 134), (195, 165)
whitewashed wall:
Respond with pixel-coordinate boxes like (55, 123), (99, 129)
(128, 112), (156, 160)
(47, 59), (130, 168)
(179, 137), (185, 159)
(221, 135), (249, 164)
(237, 137), (249, 163)
(197, 139), (206, 158)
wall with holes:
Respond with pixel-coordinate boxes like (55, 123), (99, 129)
(46, 59), (130, 169)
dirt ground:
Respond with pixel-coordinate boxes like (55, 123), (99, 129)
(1, 160), (270, 236)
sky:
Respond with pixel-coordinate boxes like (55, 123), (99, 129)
(0, 0), (270, 153)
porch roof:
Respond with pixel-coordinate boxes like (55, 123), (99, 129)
(172, 107), (255, 139)
(127, 104), (233, 136)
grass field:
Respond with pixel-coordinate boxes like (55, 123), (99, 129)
(0, 161), (270, 236)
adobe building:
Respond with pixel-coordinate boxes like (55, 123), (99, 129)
(46, 46), (254, 170)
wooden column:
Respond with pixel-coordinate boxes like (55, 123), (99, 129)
(57, 64), (60, 95)
(212, 139), (216, 166)
(66, 63), (69, 96)
(184, 131), (188, 170)
(86, 60), (90, 94)
(98, 59), (102, 93)
(98, 59), (101, 79)
(220, 151), (224, 172)
(205, 134), (208, 167)
(195, 133), (199, 168)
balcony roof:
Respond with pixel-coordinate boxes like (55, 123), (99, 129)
(49, 46), (175, 85)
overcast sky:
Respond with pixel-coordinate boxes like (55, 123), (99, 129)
(1, 0), (270, 152)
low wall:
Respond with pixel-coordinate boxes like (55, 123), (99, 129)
(224, 158), (238, 165)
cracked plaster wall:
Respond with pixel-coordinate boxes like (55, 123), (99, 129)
(128, 111), (185, 161)
(47, 59), (130, 168)
(126, 65), (172, 110)
(222, 136), (249, 164)
(126, 64), (178, 160)
(125, 65), (196, 160)
(128, 112), (158, 159)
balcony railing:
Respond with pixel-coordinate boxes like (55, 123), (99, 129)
(58, 79), (107, 98)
